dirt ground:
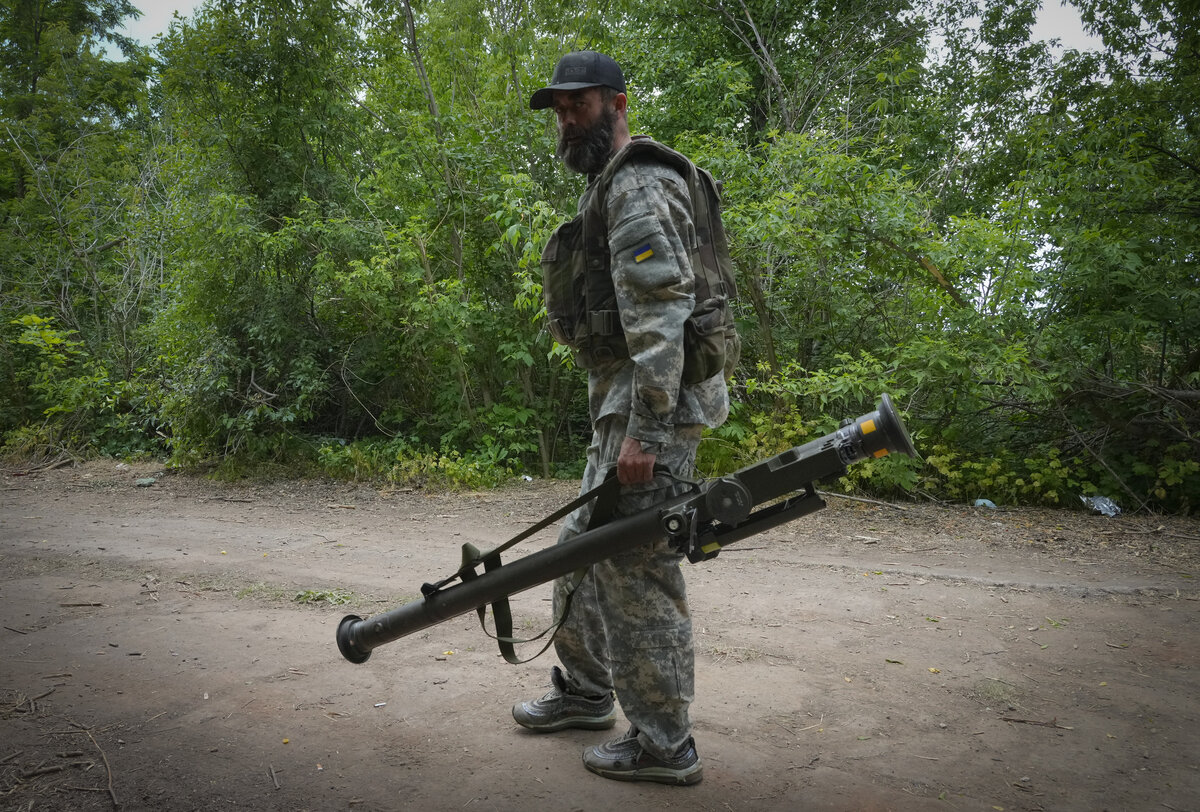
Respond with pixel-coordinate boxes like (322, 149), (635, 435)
(1, 460), (1198, 812)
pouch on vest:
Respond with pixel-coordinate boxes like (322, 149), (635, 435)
(683, 297), (728, 384)
(541, 214), (587, 349)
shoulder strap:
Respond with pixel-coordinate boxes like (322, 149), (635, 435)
(474, 472), (625, 664)
(418, 473), (624, 664)
(595, 137), (695, 192)
(420, 474), (621, 598)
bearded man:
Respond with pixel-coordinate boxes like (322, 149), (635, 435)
(512, 50), (729, 786)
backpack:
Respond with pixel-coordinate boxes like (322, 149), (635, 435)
(541, 137), (741, 384)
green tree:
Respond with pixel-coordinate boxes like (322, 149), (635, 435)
(0, 0), (1194, 509)
(0, 0), (155, 453)
(149, 0), (371, 457)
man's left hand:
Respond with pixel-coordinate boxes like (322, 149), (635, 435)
(617, 436), (656, 485)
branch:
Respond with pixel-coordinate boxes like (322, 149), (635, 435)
(1141, 142), (1200, 177)
(248, 368), (278, 401)
(75, 236), (126, 257)
(1057, 404), (1151, 513)
(860, 230), (969, 308)
(400, 0), (442, 137)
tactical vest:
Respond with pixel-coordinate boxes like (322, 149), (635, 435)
(541, 137), (741, 385)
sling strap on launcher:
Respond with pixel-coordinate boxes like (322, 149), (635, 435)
(336, 395), (918, 665)
(413, 468), (635, 665)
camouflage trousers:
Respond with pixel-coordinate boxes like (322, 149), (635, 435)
(552, 413), (703, 760)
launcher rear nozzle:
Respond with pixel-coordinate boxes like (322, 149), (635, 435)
(337, 614), (372, 663)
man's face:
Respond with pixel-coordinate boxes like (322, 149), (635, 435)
(552, 87), (617, 175)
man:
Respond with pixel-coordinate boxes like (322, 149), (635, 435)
(513, 51), (729, 786)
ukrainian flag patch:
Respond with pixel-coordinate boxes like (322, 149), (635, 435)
(633, 243), (654, 263)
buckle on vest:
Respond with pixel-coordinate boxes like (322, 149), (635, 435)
(588, 310), (618, 336)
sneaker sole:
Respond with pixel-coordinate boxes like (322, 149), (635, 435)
(513, 708), (617, 733)
(583, 760), (703, 785)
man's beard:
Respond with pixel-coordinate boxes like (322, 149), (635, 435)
(557, 105), (616, 175)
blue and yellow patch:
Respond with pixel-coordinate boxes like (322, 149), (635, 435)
(633, 243), (654, 263)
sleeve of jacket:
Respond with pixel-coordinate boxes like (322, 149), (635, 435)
(605, 161), (696, 445)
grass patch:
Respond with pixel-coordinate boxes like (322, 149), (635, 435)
(292, 587), (355, 606)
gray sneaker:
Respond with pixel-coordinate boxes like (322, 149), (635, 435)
(583, 726), (703, 785)
(512, 666), (616, 732)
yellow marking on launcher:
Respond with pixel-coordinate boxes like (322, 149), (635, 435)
(861, 419), (876, 434)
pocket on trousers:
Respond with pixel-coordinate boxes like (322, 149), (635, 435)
(631, 626), (689, 651)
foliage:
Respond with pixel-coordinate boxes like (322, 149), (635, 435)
(315, 436), (520, 490)
(0, 0), (1196, 513)
(2, 314), (161, 460)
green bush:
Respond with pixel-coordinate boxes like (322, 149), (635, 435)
(2, 315), (162, 460)
(316, 436), (517, 490)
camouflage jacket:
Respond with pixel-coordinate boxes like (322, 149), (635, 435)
(581, 144), (729, 446)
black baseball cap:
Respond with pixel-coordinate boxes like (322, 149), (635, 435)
(529, 51), (626, 110)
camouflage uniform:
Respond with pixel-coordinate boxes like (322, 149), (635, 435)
(551, 148), (729, 760)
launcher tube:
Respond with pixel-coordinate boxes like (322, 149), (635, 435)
(337, 394), (916, 664)
(337, 501), (680, 663)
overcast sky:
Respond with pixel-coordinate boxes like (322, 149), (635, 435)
(1031, 1), (1103, 51)
(121, 1), (201, 47)
(120, 1), (1103, 52)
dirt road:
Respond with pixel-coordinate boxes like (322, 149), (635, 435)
(2, 461), (1198, 811)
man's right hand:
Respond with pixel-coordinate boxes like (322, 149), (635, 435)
(616, 436), (656, 485)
